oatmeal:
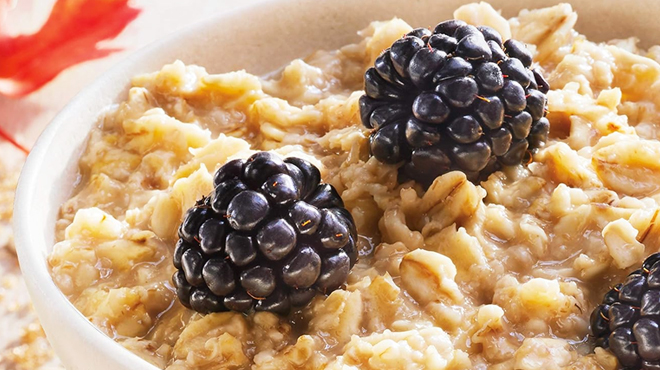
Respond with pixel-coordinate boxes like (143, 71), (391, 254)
(0, 163), (62, 370)
(49, 2), (660, 369)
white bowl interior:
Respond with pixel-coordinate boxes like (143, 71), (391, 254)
(14, 0), (660, 369)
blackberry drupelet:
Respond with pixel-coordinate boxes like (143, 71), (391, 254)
(173, 152), (358, 315)
(590, 253), (660, 369)
(359, 20), (550, 186)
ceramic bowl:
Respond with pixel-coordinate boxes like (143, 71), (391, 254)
(13, 0), (660, 368)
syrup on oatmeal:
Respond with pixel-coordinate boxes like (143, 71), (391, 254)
(49, 2), (660, 369)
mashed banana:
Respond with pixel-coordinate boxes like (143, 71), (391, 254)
(49, 3), (660, 369)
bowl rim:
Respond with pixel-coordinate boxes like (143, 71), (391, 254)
(13, 0), (277, 368)
(14, 0), (660, 368)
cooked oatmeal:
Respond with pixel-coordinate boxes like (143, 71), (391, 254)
(49, 2), (660, 369)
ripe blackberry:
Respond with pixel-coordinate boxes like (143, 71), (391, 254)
(590, 253), (660, 369)
(172, 152), (358, 315)
(359, 21), (550, 187)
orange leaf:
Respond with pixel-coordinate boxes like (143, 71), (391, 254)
(0, 0), (140, 98)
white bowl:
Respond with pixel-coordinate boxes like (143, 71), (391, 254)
(13, 0), (660, 369)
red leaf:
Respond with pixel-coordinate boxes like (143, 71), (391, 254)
(0, 0), (141, 98)
(0, 126), (30, 154)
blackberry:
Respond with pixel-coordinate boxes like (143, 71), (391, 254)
(591, 253), (660, 369)
(173, 152), (358, 315)
(360, 20), (550, 187)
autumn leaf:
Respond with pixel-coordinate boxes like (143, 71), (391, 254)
(0, 0), (140, 154)
(0, 0), (141, 98)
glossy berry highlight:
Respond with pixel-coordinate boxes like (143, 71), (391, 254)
(173, 152), (358, 315)
(590, 253), (660, 369)
(359, 20), (550, 187)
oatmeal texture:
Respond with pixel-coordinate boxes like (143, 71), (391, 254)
(0, 163), (63, 370)
(49, 2), (660, 369)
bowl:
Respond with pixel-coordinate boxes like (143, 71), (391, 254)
(13, 0), (660, 369)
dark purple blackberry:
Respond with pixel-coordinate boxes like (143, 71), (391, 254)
(173, 152), (358, 315)
(360, 20), (550, 187)
(590, 253), (660, 369)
